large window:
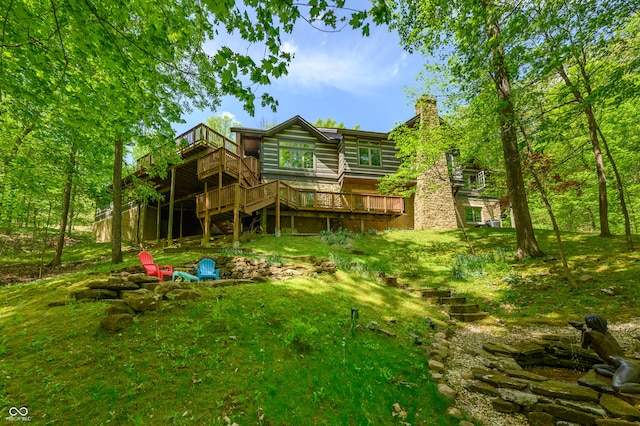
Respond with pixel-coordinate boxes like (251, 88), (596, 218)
(279, 141), (314, 169)
(358, 141), (381, 166)
(465, 206), (482, 223)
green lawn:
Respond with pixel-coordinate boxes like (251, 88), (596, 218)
(1, 228), (638, 424)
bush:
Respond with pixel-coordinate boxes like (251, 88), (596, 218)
(451, 248), (513, 279)
(320, 229), (354, 248)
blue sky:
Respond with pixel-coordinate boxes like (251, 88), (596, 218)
(174, 10), (429, 135)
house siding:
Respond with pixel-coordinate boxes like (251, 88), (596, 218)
(261, 125), (339, 184)
(341, 135), (401, 179)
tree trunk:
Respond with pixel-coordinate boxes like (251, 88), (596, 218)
(555, 65), (611, 237)
(0, 126), (34, 222)
(519, 124), (576, 289)
(111, 137), (124, 264)
(453, 186), (475, 255)
(49, 146), (77, 267)
(596, 125), (633, 250)
(484, 2), (544, 260)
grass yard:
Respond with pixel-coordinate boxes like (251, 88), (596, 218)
(1, 227), (639, 424)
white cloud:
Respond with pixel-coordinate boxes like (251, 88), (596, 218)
(278, 34), (408, 95)
(219, 111), (236, 120)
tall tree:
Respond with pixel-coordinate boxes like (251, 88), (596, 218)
(389, 0), (544, 259)
(2, 0), (387, 264)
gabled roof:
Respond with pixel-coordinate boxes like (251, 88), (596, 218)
(231, 115), (337, 142)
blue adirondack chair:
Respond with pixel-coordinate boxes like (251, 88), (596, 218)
(197, 258), (220, 280)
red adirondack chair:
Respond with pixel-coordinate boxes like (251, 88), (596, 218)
(138, 251), (173, 282)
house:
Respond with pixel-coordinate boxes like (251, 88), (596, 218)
(92, 100), (501, 244)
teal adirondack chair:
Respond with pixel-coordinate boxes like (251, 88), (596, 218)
(197, 258), (220, 280)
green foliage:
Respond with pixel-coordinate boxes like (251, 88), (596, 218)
(320, 229), (355, 248)
(451, 248), (513, 280)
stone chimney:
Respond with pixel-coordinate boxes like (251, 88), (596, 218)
(413, 96), (459, 230)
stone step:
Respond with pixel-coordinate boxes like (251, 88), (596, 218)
(420, 289), (452, 299)
(450, 312), (491, 322)
(445, 304), (481, 314)
(436, 296), (467, 305)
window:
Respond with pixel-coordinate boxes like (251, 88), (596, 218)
(466, 171), (486, 190)
(358, 141), (381, 166)
(465, 207), (482, 223)
(279, 141), (314, 169)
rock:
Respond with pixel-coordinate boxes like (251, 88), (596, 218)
(459, 421), (475, 426)
(467, 380), (500, 397)
(472, 369), (529, 390)
(527, 411), (556, 426)
(155, 282), (182, 297)
(429, 359), (445, 372)
(599, 394), (640, 421)
(499, 388), (539, 409)
(165, 289), (201, 301)
(596, 419), (640, 426)
(139, 282), (160, 291)
(105, 300), (135, 316)
(100, 314), (133, 331)
(557, 399), (607, 417)
(530, 380), (600, 403)
(73, 289), (119, 300)
(121, 289), (162, 312)
(579, 275), (594, 282)
(127, 273), (160, 284)
(504, 369), (548, 382)
(539, 403), (602, 425)
(492, 398), (521, 413)
(105, 277), (139, 291)
(483, 341), (520, 355)
(437, 383), (456, 400)
(446, 406), (463, 418)
(86, 278), (111, 289)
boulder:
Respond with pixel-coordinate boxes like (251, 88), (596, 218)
(73, 289), (118, 300)
(86, 278), (111, 289)
(530, 380), (600, 403)
(437, 383), (456, 400)
(100, 314), (134, 331)
(126, 273), (160, 284)
(599, 394), (640, 422)
(121, 289), (162, 312)
(499, 388), (539, 409)
(155, 282), (182, 297)
(527, 412), (556, 426)
(105, 277), (139, 291)
(539, 403), (602, 425)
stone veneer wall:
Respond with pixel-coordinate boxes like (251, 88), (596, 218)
(414, 156), (458, 229)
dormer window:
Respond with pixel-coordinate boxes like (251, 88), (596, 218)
(358, 141), (381, 166)
(466, 171), (486, 190)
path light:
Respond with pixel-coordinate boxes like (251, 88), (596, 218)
(426, 317), (436, 330)
(351, 307), (359, 321)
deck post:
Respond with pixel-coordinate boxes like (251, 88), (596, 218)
(275, 181), (281, 237)
(201, 182), (210, 245)
(156, 200), (161, 244)
(360, 217), (365, 234)
(260, 208), (267, 233)
(291, 214), (295, 234)
(139, 201), (147, 243)
(233, 183), (240, 247)
(326, 217), (330, 232)
(167, 167), (176, 245)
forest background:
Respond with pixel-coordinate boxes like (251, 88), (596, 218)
(1, 0), (639, 268)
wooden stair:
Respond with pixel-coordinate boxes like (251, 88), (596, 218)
(409, 286), (490, 323)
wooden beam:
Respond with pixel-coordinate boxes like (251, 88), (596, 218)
(167, 167), (176, 245)
(233, 183), (240, 247)
(156, 200), (161, 244)
(275, 180), (281, 237)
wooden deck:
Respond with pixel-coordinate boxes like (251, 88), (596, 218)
(196, 181), (404, 219)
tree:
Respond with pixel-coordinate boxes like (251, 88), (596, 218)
(2, 0), (388, 264)
(313, 118), (345, 128)
(389, 0), (544, 259)
(206, 114), (242, 139)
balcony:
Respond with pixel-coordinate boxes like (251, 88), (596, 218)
(196, 181), (405, 219)
(198, 148), (260, 187)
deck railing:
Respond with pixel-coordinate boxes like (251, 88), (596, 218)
(175, 123), (239, 155)
(198, 148), (260, 186)
(196, 181), (404, 217)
